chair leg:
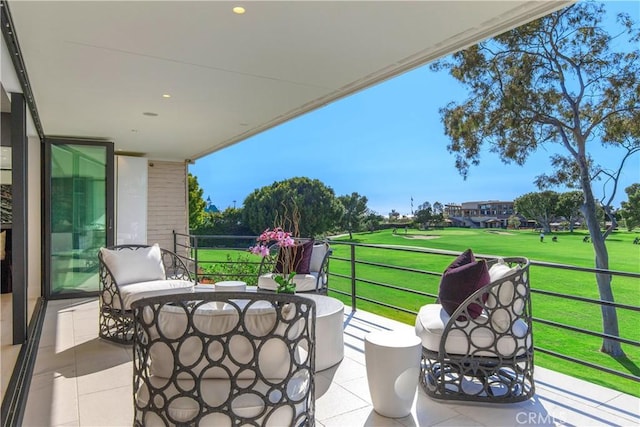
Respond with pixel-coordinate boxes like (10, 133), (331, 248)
(99, 306), (134, 344)
(419, 347), (534, 403)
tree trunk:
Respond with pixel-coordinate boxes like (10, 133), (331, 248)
(348, 230), (353, 240)
(580, 178), (625, 357)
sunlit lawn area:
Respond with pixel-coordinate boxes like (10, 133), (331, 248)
(193, 227), (640, 396)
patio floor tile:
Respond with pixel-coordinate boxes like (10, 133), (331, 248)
(17, 297), (640, 426)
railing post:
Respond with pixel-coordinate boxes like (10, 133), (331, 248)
(173, 230), (177, 254)
(193, 235), (199, 283)
(350, 244), (356, 312)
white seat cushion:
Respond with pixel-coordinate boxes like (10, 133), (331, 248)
(136, 375), (310, 426)
(414, 304), (530, 357)
(258, 273), (320, 292)
(114, 279), (194, 310)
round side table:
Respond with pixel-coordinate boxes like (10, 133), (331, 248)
(364, 331), (422, 418)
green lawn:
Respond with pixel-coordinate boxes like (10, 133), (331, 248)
(193, 227), (640, 396)
(327, 227), (640, 397)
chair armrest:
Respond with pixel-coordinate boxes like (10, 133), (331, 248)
(160, 248), (193, 281)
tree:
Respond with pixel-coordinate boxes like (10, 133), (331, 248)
(557, 191), (585, 232)
(514, 191), (559, 233)
(507, 214), (521, 230)
(242, 177), (343, 237)
(619, 183), (640, 231)
(188, 173), (207, 231)
(432, 2), (639, 355)
(414, 205), (433, 229)
(338, 192), (369, 239)
(364, 211), (384, 232)
(200, 207), (252, 236)
(389, 209), (400, 221)
(417, 201), (431, 212)
(432, 202), (444, 215)
(432, 201), (445, 225)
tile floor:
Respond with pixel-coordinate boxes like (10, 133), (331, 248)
(19, 298), (640, 426)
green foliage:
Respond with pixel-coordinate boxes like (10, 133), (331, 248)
(620, 183), (640, 230)
(364, 211), (384, 232)
(413, 201), (445, 228)
(433, 3), (639, 182)
(557, 191), (584, 232)
(199, 252), (260, 286)
(197, 207), (252, 239)
(273, 272), (297, 294)
(337, 192), (369, 239)
(432, 1), (639, 250)
(507, 214), (521, 229)
(188, 173), (207, 231)
(242, 177), (343, 237)
(514, 191), (559, 232)
(414, 206), (432, 228)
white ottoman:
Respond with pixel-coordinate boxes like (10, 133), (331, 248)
(365, 331), (422, 418)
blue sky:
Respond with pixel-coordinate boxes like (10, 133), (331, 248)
(190, 1), (639, 217)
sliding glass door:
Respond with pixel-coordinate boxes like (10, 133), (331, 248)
(45, 139), (114, 298)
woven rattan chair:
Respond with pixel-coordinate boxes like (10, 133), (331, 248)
(131, 291), (316, 426)
(415, 257), (534, 403)
(98, 244), (194, 344)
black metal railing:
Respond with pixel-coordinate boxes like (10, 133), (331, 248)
(174, 233), (640, 391)
(327, 240), (640, 388)
(173, 232), (262, 285)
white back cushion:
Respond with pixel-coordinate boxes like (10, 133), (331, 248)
(100, 244), (165, 286)
(486, 259), (523, 332)
(309, 243), (328, 273)
(147, 301), (300, 380)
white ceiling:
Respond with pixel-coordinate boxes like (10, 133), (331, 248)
(6, 1), (572, 162)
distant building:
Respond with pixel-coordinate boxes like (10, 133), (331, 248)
(444, 201), (516, 228)
(204, 197), (219, 213)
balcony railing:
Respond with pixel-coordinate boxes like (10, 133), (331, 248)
(174, 232), (640, 395)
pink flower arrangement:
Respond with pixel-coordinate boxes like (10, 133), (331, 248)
(250, 227), (298, 293)
(250, 227), (295, 256)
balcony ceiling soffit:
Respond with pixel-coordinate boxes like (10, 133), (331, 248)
(7, 1), (573, 161)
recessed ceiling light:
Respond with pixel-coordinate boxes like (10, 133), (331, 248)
(162, 94), (171, 98)
(131, 129), (138, 132)
(143, 112), (158, 117)
(233, 6), (245, 14)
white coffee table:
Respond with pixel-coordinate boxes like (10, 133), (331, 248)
(191, 286), (344, 371)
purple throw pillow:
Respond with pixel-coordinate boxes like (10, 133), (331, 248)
(438, 249), (490, 319)
(274, 240), (314, 274)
